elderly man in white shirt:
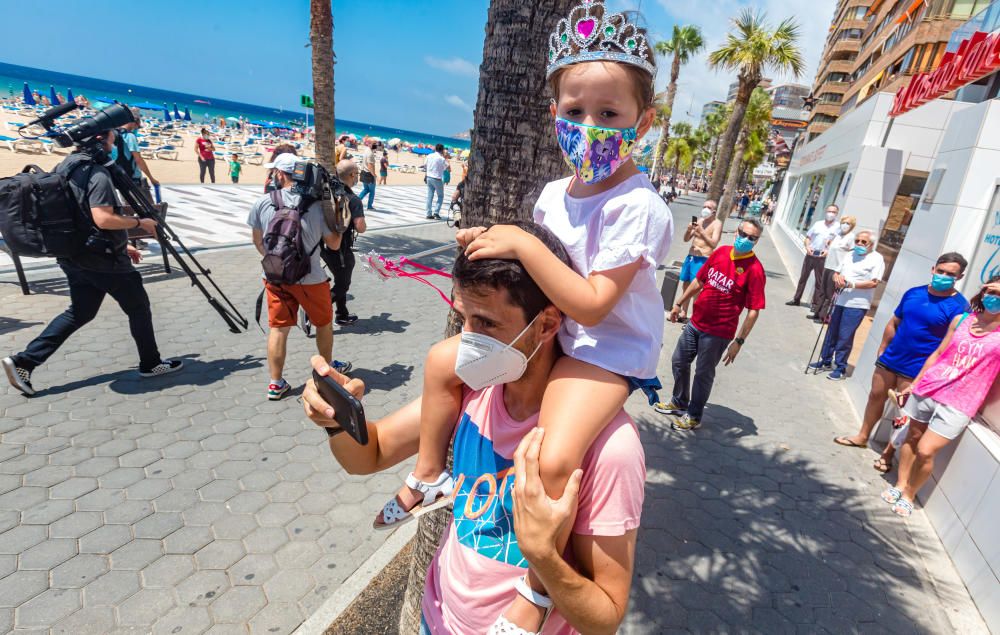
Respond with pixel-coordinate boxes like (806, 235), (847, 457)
(787, 204), (841, 307)
(424, 143), (448, 220)
(808, 230), (885, 380)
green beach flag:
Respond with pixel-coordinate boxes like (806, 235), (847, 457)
(300, 94), (313, 109)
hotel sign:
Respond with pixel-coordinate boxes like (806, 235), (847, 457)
(890, 29), (1000, 117)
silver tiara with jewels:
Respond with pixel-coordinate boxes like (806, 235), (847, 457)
(546, 0), (654, 78)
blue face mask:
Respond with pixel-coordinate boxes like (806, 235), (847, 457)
(853, 245), (868, 257)
(983, 294), (1000, 314)
(931, 273), (956, 292)
(734, 236), (754, 254)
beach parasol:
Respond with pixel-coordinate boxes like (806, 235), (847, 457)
(67, 88), (74, 103)
(411, 147), (434, 155)
(164, 108), (172, 122)
(22, 83), (35, 106)
(132, 102), (166, 111)
(460, 149), (470, 159)
(183, 107), (191, 121)
(173, 103), (182, 119)
(386, 137), (401, 147)
(49, 86), (60, 105)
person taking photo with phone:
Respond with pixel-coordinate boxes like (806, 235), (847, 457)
(882, 274), (1000, 518)
(675, 199), (722, 322)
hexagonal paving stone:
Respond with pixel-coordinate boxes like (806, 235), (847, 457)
(295, 491), (335, 515)
(181, 502), (229, 526)
(51, 553), (109, 588)
(93, 438), (136, 458)
(22, 464), (74, 488)
(0, 485), (47, 510)
(79, 524), (132, 555)
(50, 606), (116, 635)
(163, 525), (215, 555)
(247, 601), (304, 635)
(0, 554), (14, 578)
(145, 458), (186, 479)
(151, 605), (212, 635)
(19, 538), (78, 570)
(198, 480), (241, 503)
(213, 460), (255, 480)
(133, 511), (184, 539)
(98, 467), (147, 489)
(211, 514), (258, 541)
(110, 539), (164, 570)
(72, 456), (119, 478)
(209, 585), (266, 624)
(285, 514), (328, 542)
(142, 555), (197, 588)
(21, 498), (75, 525)
(82, 570), (141, 607)
(0, 524), (47, 553)
(274, 541), (322, 569)
(175, 570), (230, 606)
(124, 477), (173, 501)
(15, 588), (81, 629)
(267, 481), (307, 503)
(116, 587), (177, 627)
(104, 500), (154, 525)
(262, 569), (315, 604)
(0, 570), (48, 608)
(243, 526), (290, 554)
(49, 476), (99, 500)
(75, 488), (126, 512)
(227, 553), (279, 587)
(171, 469), (215, 491)
(225, 491), (269, 515)
(195, 540), (246, 570)
(118, 448), (161, 468)
(238, 470), (281, 493)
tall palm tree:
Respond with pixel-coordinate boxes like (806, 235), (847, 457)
(309, 0), (335, 170)
(652, 25), (704, 179)
(665, 134), (694, 178)
(650, 100), (672, 178)
(397, 1), (575, 631)
(703, 106), (729, 176)
(707, 10), (803, 216)
(721, 87), (772, 214)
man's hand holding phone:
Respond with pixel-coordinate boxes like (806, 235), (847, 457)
(303, 355), (366, 440)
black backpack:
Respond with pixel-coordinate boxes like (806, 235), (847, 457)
(260, 190), (319, 285)
(0, 163), (92, 258)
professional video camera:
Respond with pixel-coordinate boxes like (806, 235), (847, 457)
(16, 102), (249, 333)
(290, 160), (352, 234)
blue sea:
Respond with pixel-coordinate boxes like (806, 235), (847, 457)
(0, 62), (470, 150)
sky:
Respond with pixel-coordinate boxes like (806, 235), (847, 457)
(0, 0), (835, 137)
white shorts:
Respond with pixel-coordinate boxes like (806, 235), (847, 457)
(903, 393), (972, 440)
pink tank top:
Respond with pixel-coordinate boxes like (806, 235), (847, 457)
(914, 314), (1000, 417)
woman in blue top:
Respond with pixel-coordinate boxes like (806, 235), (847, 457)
(834, 253), (969, 473)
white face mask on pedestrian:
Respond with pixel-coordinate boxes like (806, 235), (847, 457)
(454, 314), (543, 390)
(825, 212), (837, 222)
(701, 207), (714, 218)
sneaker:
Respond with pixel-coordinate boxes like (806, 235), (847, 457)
(433, 214), (442, 220)
(268, 379), (291, 401)
(653, 400), (685, 415)
(2, 357), (35, 396)
(139, 359), (184, 378)
(425, 214), (434, 219)
(672, 414), (702, 431)
(299, 308), (313, 338)
(808, 361), (832, 371)
(332, 360), (352, 374)
(785, 300), (801, 307)
(828, 370), (847, 381)
(335, 314), (359, 326)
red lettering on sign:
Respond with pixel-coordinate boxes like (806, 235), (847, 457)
(890, 29), (1000, 117)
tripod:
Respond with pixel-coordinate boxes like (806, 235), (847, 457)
(96, 152), (249, 333)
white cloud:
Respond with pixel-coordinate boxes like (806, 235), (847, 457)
(444, 95), (473, 112)
(654, 0), (836, 125)
(425, 55), (480, 77)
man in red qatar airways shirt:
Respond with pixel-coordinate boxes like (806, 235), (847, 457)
(655, 218), (767, 431)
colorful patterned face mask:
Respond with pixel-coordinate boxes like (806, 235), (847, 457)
(555, 117), (638, 184)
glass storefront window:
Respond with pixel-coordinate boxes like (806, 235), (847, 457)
(875, 171), (929, 307)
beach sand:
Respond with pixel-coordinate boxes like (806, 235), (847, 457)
(0, 111), (465, 187)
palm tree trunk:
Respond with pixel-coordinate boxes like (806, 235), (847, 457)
(707, 80), (752, 207)
(654, 53), (682, 180)
(721, 131), (748, 221)
(310, 0), (334, 169)
(397, 2), (573, 632)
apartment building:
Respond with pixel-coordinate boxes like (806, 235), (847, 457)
(808, 0), (990, 140)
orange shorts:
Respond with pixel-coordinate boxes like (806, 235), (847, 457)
(265, 281), (333, 328)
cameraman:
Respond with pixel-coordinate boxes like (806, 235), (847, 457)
(320, 159), (367, 326)
(2, 130), (183, 396)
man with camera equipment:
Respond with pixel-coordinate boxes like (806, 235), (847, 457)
(2, 128), (183, 396)
(320, 159), (367, 326)
(247, 153), (351, 401)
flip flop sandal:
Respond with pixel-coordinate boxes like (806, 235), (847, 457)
(833, 436), (868, 449)
(873, 457), (891, 474)
(373, 471), (455, 531)
(881, 486), (902, 504)
(891, 498), (914, 518)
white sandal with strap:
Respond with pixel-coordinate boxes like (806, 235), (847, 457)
(373, 471), (455, 531)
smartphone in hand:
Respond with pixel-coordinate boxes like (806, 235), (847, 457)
(312, 371), (368, 445)
(691, 215), (698, 225)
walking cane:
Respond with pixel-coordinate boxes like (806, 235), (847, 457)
(804, 288), (841, 374)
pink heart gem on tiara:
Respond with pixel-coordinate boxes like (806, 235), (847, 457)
(577, 19), (596, 40)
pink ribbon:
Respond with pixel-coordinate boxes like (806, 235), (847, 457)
(366, 254), (454, 307)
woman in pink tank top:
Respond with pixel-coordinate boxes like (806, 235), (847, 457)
(883, 275), (1000, 517)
